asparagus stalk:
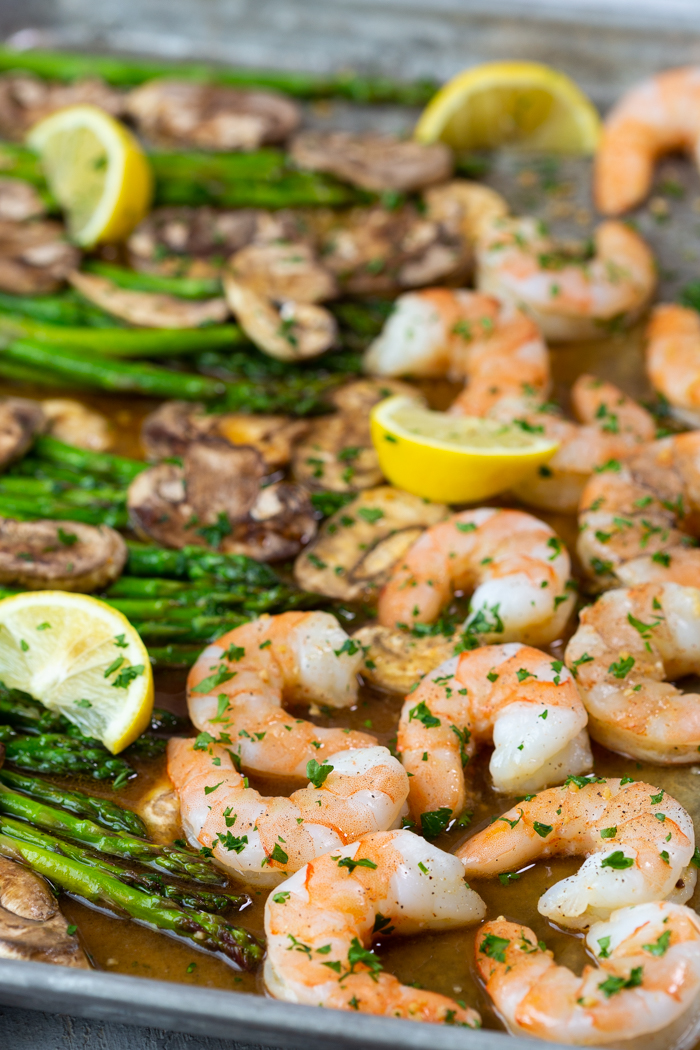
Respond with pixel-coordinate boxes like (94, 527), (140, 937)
(0, 477), (126, 504)
(0, 769), (146, 835)
(0, 783), (226, 885)
(125, 543), (281, 586)
(1, 340), (225, 400)
(0, 290), (119, 328)
(154, 171), (361, 209)
(32, 435), (146, 483)
(0, 45), (438, 104)
(0, 316), (244, 357)
(83, 261), (223, 300)
(0, 356), (75, 389)
(0, 811), (240, 914)
(0, 730), (133, 781)
(0, 493), (127, 528)
(0, 833), (262, 969)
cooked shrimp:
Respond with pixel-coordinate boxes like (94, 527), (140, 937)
(452, 365), (655, 514)
(363, 287), (548, 388)
(564, 582), (700, 763)
(476, 217), (656, 343)
(186, 612), (375, 778)
(646, 304), (700, 427)
(378, 508), (574, 648)
(577, 433), (700, 589)
(476, 902), (700, 1045)
(168, 738), (408, 886)
(264, 829), (485, 1022)
(398, 644), (591, 824)
(595, 66), (700, 215)
(423, 179), (509, 245)
(457, 777), (696, 929)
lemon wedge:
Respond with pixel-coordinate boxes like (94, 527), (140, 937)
(0, 591), (153, 753)
(415, 61), (600, 153)
(26, 104), (153, 247)
(371, 396), (559, 503)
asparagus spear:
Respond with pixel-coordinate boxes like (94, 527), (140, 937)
(0, 315), (244, 357)
(1, 340), (225, 400)
(0, 729), (133, 781)
(0, 811), (240, 914)
(83, 261), (223, 300)
(154, 171), (361, 209)
(0, 45), (438, 104)
(125, 543), (281, 585)
(32, 435), (145, 483)
(0, 289), (119, 327)
(0, 783), (226, 884)
(0, 493), (127, 528)
(0, 769), (146, 835)
(0, 833), (262, 969)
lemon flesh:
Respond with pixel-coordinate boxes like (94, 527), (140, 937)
(416, 61), (600, 153)
(371, 396), (559, 503)
(0, 591), (153, 753)
(27, 104), (153, 246)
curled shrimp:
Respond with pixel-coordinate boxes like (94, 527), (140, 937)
(168, 737), (408, 885)
(363, 287), (548, 387)
(476, 902), (700, 1046)
(378, 508), (574, 648)
(398, 644), (591, 825)
(564, 582), (700, 763)
(646, 304), (700, 428)
(595, 67), (700, 215)
(452, 367), (654, 515)
(577, 433), (700, 590)
(476, 217), (655, 343)
(187, 612), (375, 778)
(456, 776), (696, 929)
(264, 829), (485, 1023)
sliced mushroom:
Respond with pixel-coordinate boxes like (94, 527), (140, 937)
(0, 73), (123, 140)
(0, 518), (127, 591)
(223, 274), (337, 361)
(0, 397), (45, 471)
(352, 623), (457, 695)
(0, 219), (80, 294)
(68, 270), (229, 329)
(314, 204), (469, 296)
(293, 486), (447, 601)
(125, 80), (301, 151)
(128, 437), (316, 561)
(291, 378), (416, 493)
(128, 206), (261, 278)
(423, 179), (509, 244)
(228, 242), (336, 303)
(0, 853), (89, 967)
(0, 177), (45, 221)
(290, 132), (453, 193)
(41, 399), (113, 452)
(136, 776), (181, 845)
(141, 400), (307, 468)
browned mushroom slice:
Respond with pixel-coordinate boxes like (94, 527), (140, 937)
(0, 518), (127, 592)
(141, 401), (307, 468)
(0, 853), (89, 967)
(223, 274), (336, 361)
(315, 204), (469, 296)
(0, 177), (45, 221)
(41, 399), (113, 452)
(125, 80), (301, 151)
(68, 270), (229, 329)
(128, 437), (316, 560)
(0, 73), (123, 140)
(0, 219), (80, 294)
(423, 180), (509, 244)
(294, 486), (447, 601)
(290, 132), (453, 193)
(0, 397), (44, 471)
(352, 623), (457, 695)
(136, 776), (182, 845)
(291, 378), (416, 493)
(128, 206), (261, 277)
(228, 242), (336, 303)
